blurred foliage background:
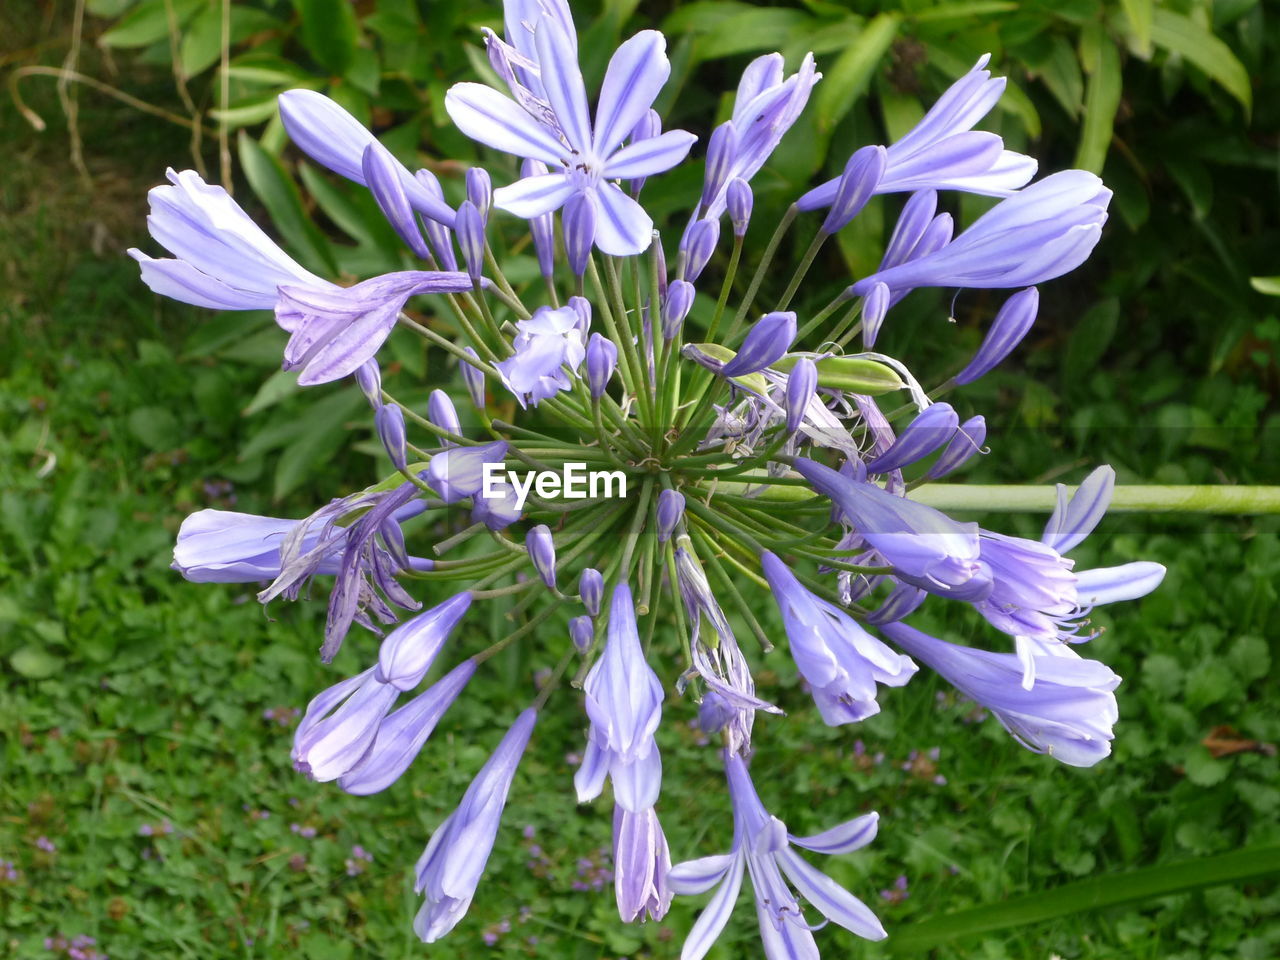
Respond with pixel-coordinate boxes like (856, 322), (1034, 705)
(2, 0), (1277, 957)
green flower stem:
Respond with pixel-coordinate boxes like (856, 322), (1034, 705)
(432, 521), (488, 557)
(616, 476), (655, 584)
(586, 256), (643, 411)
(828, 300), (865, 348)
(472, 280), (510, 351)
(471, 600), (563, 666)
(392, 392), (486, 447)
(482, 241), (528, 318)
(636, 525), (658, 616)
(667, 378), (727, 456)
(663, 542), (694, 668)
(603, 255), (657, 428)
(727, 203), (797, 343)
(796, 291), (854, 345)
(591, 401), (629, 468)
(706, 234), (745, 344)
(912, 484), (1280, 514)
(396, 311), (500, 370)
(773, 227), (827, 314)
(531, 644), (578, 711)
(683, 495), (765, 555)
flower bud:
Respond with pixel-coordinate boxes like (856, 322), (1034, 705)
(363, 142), (432, 260)
(563, 193), (597, 276)
(954, 287), (1039, 384)
(926, 415), (987, 480)
(428, 389), (461, 445)
(455, 200), (485, 282)
(697, 691), (734, 734)
(682, 218), (719, 283)
(461, 347), (485, 408)
(822, 145), (887, 235)
(414, 170), (457, 270)
(864, 402), (959, 474)
(526, 524), (557, 589)
(579, 567), (603, 616)
(376, 592), (472, 690)
(701, 121), (737, 209)
(784, 357), (817, 435)
(656, 489), (685, 543)
(522, 159), (556, 279)
(466, 167), (492, 220)
(661, 280), (694, 341)
(719, 311), (796, 378)
(570, 615), (593, 654)
(355, 359), (382, 408)
(375, 402), (407, 472)
(726, 178), (753, 237)
(862, 281), (891, 347)
(585, 333), (618, 400)
(569, 295), (592, 338)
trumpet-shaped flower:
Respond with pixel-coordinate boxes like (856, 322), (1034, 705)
(129, 168), (329, 311)
(575, 585), (664, 811)
(447, 17), (695, 255)
(613, 805), (673, 922)
(881, 621), (1120, 767)
(761, 551), (917, 724)
(414, 709), (537, 942)
(670, 752), (886, 959)
(495, 305), (587, 406)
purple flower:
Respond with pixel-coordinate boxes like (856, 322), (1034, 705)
(851, 171), (1111, 296)
(278, 270), (474, 385)
(613, 805), (673, 922)
(585, 332), (618, 400)
(375, 403), (407, 472)
(292, 667), (399, 781)
(278, 90), (454, 226)
(495, 306), (587, 407)
(129, 169), (328, 311)
(682, 217), (720, 282)
(761, 550), (917, 723)
(925, 415), (987, 480)
(662, 280), (695, 340)
(447, 19), (695, 255)
(376, 593), (473, 690)
(579, 568), (604, 616)
(656, 489), (685, 543)
(784, 357), (817, 435)
(428, 390), (462, 443)
(466, 167), (493, 218)
(363, 142), (432, 260)
(864, 402), (960, 474)
(570, 615), (594, 654)
(256, 481), (431, 662)
(954, 287), (1040, 384)
(340, 660), (477, 795)
(574, 585), (664, 811)
(715, 311), (796, 378)
(794, 457), (983, 589)
(881, 621), (1120, 767)
(699, 53), (820, 220)
(455, 201), (486, 281)
(822, 145), (887, 234)
(726, 178), (753, 236)
(460, 348), (486, 407)
(799, 56), (1036, 211)
(526, 525), (557, 589)
(173, 508), (342, 583)
(414, 709), (537, 942)
(669, 752), (885, 959)
(426, 441), (508, 502)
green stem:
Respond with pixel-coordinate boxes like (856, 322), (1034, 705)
(773, 228), (827, 313)
(911, 484), (1280, 514)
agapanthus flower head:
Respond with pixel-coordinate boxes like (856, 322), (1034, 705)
(144, 5), (1162, 951)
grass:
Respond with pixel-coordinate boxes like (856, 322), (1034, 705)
(2, 11), (1279, 960)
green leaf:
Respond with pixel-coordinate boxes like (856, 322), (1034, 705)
(128, 405), (182, 450)
(242, 369), (300, 417)
(294, 0), (361, 76)
(1063, 298), (1119, 386)
(179, 5), (282, 78)
(1184, 745), (1229, 787)
(11, 645), (63, 680)
(1150, 9), (1252, 114)
(813, 14), (898, 134)
(887, 846), (1280, 951)
(1026, 34), (1084, 117)
(1075, 30), (1122, 174)
(911, 0), (1017, 22)
(237, 131), (337, 275)
(87, 0), (137, 16)
(1119, 0), (1153, 56)
(209, 95), (281, 128)
(694, 8), (813, 59)
(98, 0), (203, 48)
(1250, 276), (1280, 296)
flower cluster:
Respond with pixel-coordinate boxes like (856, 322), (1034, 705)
(137, 0), (1165, 953)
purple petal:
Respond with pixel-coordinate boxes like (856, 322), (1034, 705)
(777, 848), (887, 940)
(493, 173), (576, 218)
(444, 83), (568, 164)
(603, 130), (697, 179)
(533, 17), (592, 152)
(1042, 465), (1115, 552)
(678, 856), (745, 960)
(790, 812), (879, 855)
(1074, 562), (1166, 606)
(593, 30), (670, 157)
(594, 182), (654, 256)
